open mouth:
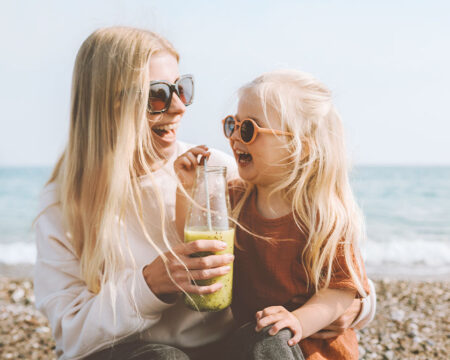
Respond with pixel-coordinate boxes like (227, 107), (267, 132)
(235, 149), (253, 164)
(152, 122), (179, 138)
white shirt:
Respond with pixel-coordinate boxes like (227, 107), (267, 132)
(34, 142), (238, 359)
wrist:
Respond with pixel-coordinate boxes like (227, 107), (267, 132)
(142, 265), (177, 304)
(292, 310), (306, 340)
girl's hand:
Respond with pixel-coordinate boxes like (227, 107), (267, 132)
(255, 306), (303, 346)
(174, 145), (210, 190)
(143, 239), (234, 303)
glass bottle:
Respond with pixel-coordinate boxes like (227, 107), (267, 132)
(184, 165), (234, 311)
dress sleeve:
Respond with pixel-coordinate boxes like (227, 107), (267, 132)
(34, 202), (173, 359)
(327, 242), (371, 297)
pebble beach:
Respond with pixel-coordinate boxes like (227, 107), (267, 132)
(0, 276), (448, 359)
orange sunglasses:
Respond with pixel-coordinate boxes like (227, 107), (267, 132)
(222, 115), (293, 144)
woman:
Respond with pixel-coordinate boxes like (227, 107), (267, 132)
(34, 26), (375, 360)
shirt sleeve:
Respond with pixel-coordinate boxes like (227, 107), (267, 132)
(351, 278), (377, 330)
(34, 202), (173, 359)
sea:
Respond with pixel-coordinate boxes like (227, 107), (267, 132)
(0, 166), (449, 279)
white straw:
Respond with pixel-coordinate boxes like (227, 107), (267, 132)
(203, 158), (213, 231)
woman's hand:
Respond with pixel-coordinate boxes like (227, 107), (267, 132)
(174, 145), (210, 190)
(143, 239), (234, 303)
(255, 306), (303, 346)
(309, 298), (361, 339)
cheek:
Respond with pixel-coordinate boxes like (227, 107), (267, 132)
(254, 140), (289, 168)
(147, 113), (158, 124)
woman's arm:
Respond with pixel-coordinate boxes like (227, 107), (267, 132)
(307, 278), (377, 338)
(255, 288), (356, 346)
(292, 288), (356, 339)
(34, 204), (172, 360)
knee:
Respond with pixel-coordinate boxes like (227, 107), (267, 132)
(257, 325), (293, 343)
(253, 326), (303, 359)
(134, 343), (190, 360)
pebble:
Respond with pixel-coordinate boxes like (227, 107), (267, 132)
(0, 277), (449, 359)
(11, 287), (25, 303)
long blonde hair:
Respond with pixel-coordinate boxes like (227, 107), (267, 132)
(233, 69), (366, 296)
(48, 27), (179, 294)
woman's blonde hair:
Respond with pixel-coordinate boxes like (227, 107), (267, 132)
(233, 69), (367, 296)
(48, 26), (179, 295)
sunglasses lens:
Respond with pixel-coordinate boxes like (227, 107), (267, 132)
(240, 120), (255, 143)
(148, 84), (170, 112)
(223, 116), (235, 138)
(177, 76), (194, 106)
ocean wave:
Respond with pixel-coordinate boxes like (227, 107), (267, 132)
(362, 238), (450, 268)
(2, 237), (449, 271)
(0, 242), (36, 264)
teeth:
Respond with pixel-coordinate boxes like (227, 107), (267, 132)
(235, 150), (249, 155)
(153, 123), (178, 131)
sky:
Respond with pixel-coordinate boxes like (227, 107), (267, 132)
(0, 0), (449, 166)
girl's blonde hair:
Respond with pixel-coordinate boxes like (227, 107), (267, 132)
(48, 26), (179, 294)
(233, 69), (366, 296)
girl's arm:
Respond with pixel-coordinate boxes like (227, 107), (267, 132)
(255, 288), (356, 346)
(310, 279), (376, 338)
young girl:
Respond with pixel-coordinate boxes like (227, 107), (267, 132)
(175, 69), (371, 359)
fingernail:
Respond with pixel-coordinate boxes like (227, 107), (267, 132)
(268, 329), (274, 335)
(219, 242), (227, 248)
(223, 266), (231, 272)
(288, 340), (293, 346)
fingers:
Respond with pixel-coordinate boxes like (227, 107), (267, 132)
(255, 312), (285, 331)
(189, 265), (231, 280)
(183, 280), (224, 295)
(255, 306), (285, 321)
(268, 318), (302, 344)
(288, 329), (302, 346)
(164, 241), (233, 296)
(174, 146), (211, 186)
(182, 239), (229, 255)
(180, 145), (211, 166)
(259, 317), (302, 346)
(254, 306), (303, 346)
(187, 253), (234, 270)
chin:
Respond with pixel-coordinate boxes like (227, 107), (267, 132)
(156, 143), (177, 161)
(237, 167), (258, 184)
(150, 136), (176, 161)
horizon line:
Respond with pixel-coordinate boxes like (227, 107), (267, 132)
(1, 163), (450, 168)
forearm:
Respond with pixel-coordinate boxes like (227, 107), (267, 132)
(292, 288), (356, 339)
(34, 217), (171, 358)
(35, 263), (170, 359)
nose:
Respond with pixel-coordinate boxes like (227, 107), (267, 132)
(167, 92), (186, 115)
(230, 123), (242, 143)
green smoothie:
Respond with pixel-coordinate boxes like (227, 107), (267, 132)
(184, 228), (235, 312)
